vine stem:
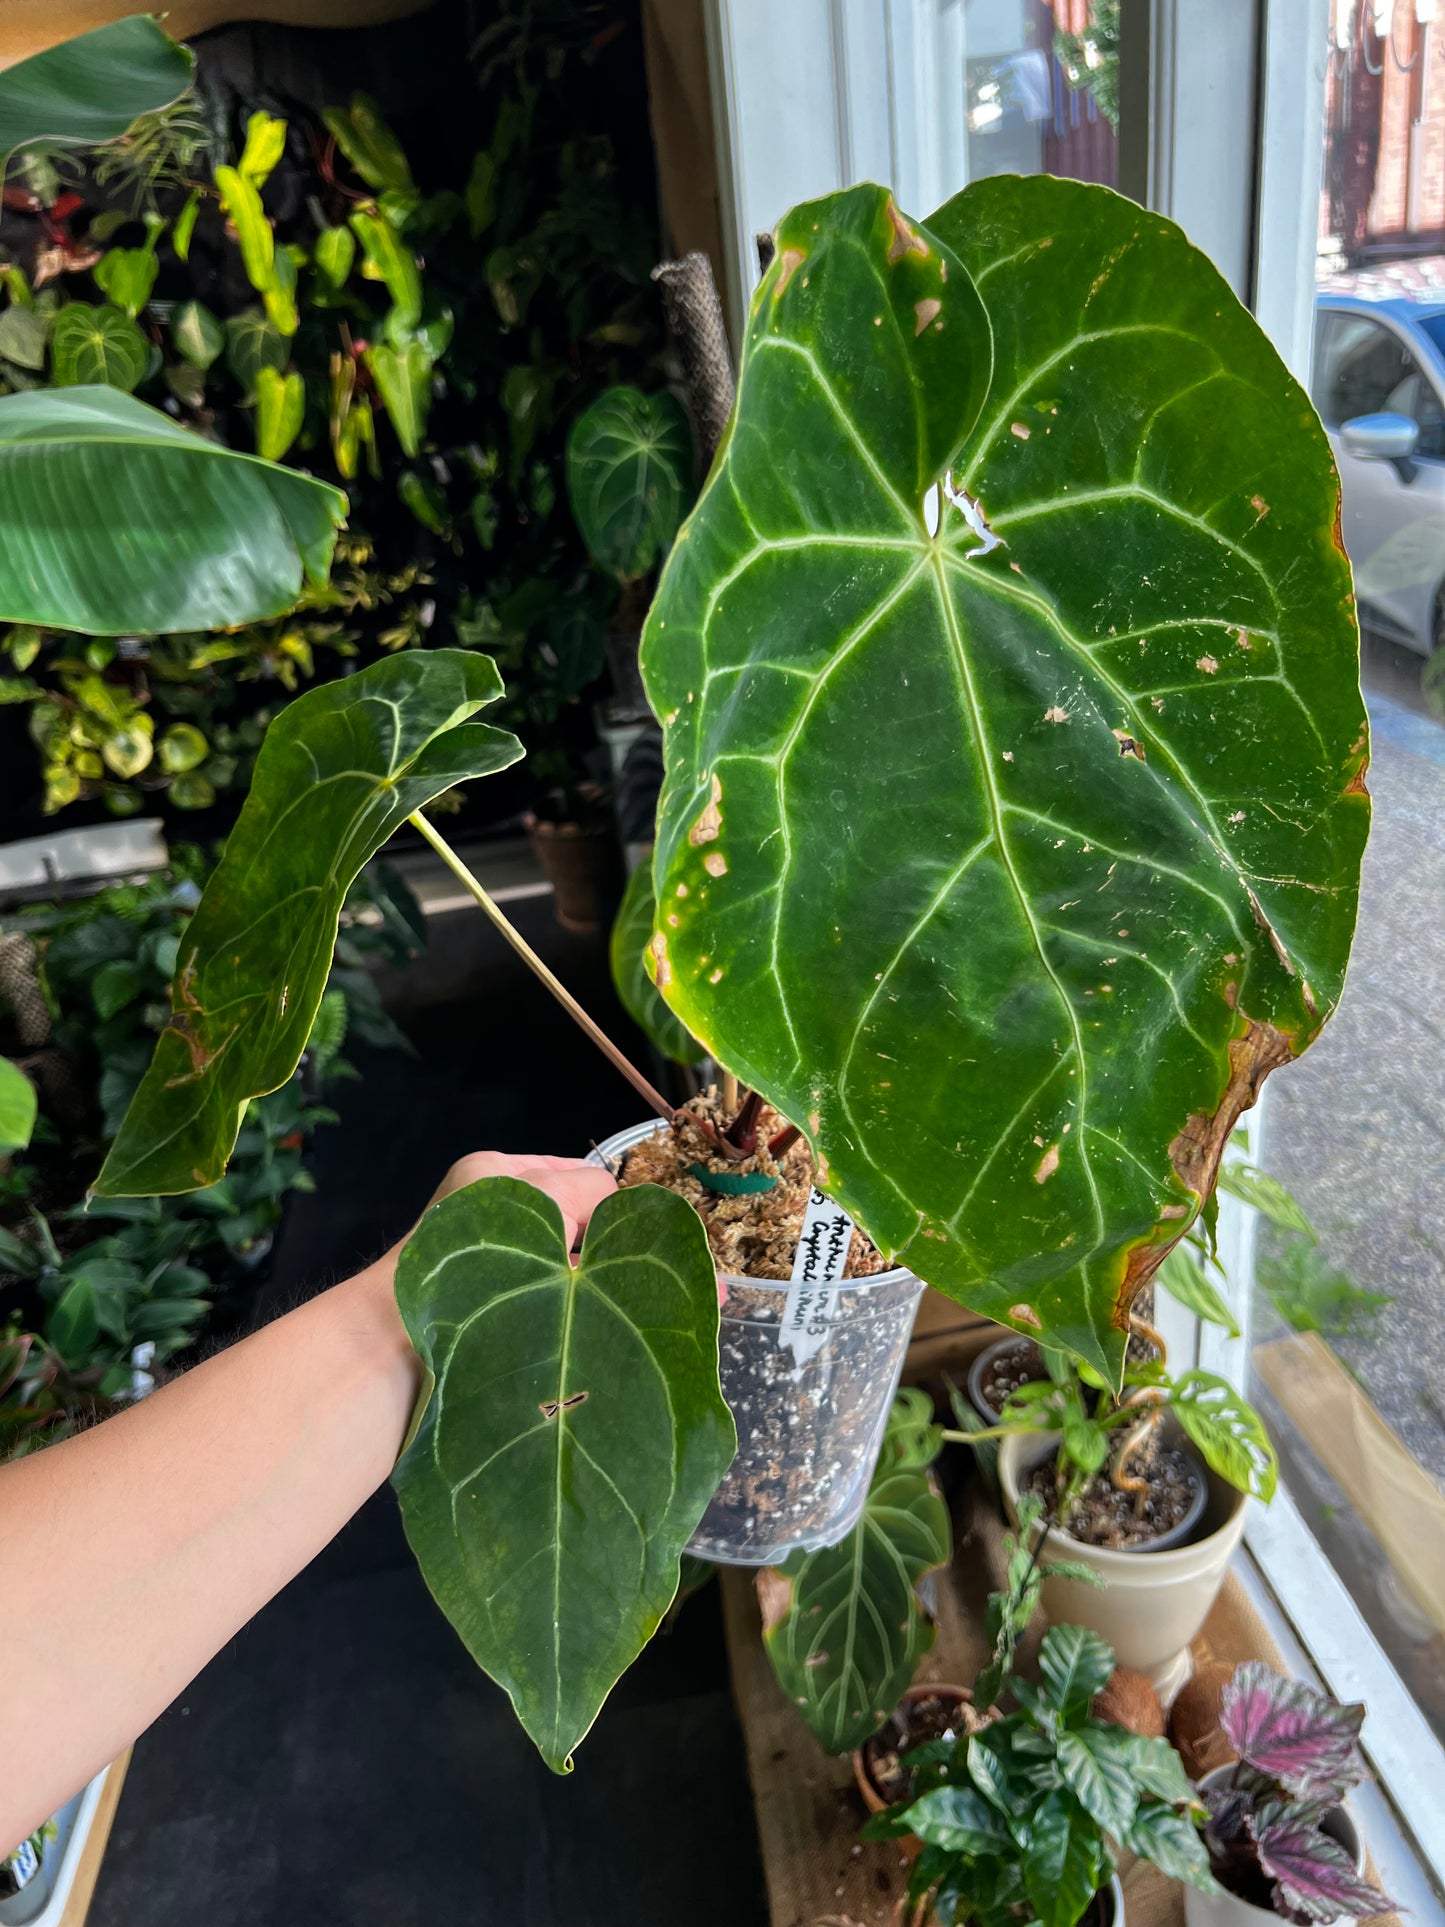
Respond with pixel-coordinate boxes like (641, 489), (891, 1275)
(408, 811), (676, 1129)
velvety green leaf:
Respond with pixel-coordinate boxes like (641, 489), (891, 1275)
(1039, 1624), (1116, 1718)
(0, 386), (345, 634)
(1022, 1788), (1108, 1927)
(350, 209), (422, 330)
(1056, 1729), (1137, 1837)
(610, 864), (702, 1066)
(366, 339), (432, 456)
(254, 364), (305, 462)
(391, 1175), (734, 1772)
(223, 308), (288, 395)
(1156, 1243), (1239, 1335)
(1123, 1802), (1220, 1892)
(641, 177), (1366, 1374)
(0, 17), (192, 164)
(0, 1054), (37, 1154)
(566, 385), (693, 579)
(759, 1395), (950, 1753)
(172, 299), (224, 372)
(1171, 1369), (1277, 1500)
(323, 93), (414, 195)
(50, 303), (148, 391)
(238, 109), (287, 188)
(95, 651), (521, 1195)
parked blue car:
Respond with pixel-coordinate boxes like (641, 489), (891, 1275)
(1315, 270), (1445, 659)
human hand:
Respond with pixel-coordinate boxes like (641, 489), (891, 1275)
(427, 1151), (616, 1253)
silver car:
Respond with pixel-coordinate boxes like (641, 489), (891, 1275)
(1315, 274), (1445, 660)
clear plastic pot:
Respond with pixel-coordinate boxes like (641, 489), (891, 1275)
(590, 1121), (926, 1566)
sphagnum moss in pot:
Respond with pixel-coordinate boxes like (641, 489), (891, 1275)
(90, 174), (1368, 1773)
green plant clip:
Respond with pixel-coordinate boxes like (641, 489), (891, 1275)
(686, 1162), (779, 1197)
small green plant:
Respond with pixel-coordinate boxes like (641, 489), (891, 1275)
(864, 1621), (1219, 1926)
(952, 1336), (1277, 1540)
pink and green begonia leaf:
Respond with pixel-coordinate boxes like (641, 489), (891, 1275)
(1253, 1817), (1398, 1923)
(1220, 1663), (1365, 1800)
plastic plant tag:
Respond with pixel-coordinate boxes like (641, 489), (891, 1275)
(781, 1186), (857, 1364)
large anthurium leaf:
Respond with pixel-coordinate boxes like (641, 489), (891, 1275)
(609, 863), (702, 1065)
(566, 385), (694, 579)
(95, 651), (521, 1196)
(0, 387), (346, 635)
(391, 1175), (734, 1773)
(641, 178), (1367, 1375)
(757, 1388), (949, 1754)
(0, 17), (193, 167)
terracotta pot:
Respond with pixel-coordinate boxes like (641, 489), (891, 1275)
(524, 814), (619, 933)
(1183, 1768), (1364, 1926)
(852, 1682), (979, 1816)
(999, 1427), (1247, 1703)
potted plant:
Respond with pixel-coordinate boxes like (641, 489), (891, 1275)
(1184, 1664), (1396, 1926)
(863, 1620), (1221, 1926)
(958, 1337), (1276, 1698)
(15, 163), (1364, 1770)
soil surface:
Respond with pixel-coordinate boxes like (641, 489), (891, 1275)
(861, 1691), (986, 1807)
(616, 1090), (887, 1280)
(976, 1338), (1046, 1417)
(1027, 1440), (1205, 1550)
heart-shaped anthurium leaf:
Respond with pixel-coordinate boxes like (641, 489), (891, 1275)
(641, 178), (1367, 1375)
(391, 1175), (734, 1772)
(0, 16), (193, 165)
(759, 1389), (949, 1755)
(0, 387), (347, 636)
(95, 650), (521, 1196)
(566, 384), (694, 580)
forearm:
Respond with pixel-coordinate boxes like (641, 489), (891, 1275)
(0, 1253), (421, 1852)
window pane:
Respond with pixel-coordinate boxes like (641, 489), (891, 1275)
(963, 0), (1120, 187)
(1248, 0), (1445, 1743)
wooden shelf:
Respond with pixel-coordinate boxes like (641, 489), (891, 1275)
(720, 1484), (1402, 1927)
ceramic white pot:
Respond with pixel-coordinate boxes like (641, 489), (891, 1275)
(1182, 1768), (1364, 1926)
(998, 1428), (1248, 1702)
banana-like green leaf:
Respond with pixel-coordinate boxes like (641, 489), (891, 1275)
(50, 303), (148, 390)
(0, 17), (193, 166)
(0, 386), (346, 635)
(759, 1394), (950, 1754)
(0, 1055), (37, 1155)
(609, 863), (701, 1065)
(392, 1175), (734, 1772)
(95, 651), (521, 1195)
(642, 178), (1367, 1375)
(566, 385), (694, 580)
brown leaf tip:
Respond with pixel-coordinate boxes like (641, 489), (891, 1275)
(885, 198), (928, 264)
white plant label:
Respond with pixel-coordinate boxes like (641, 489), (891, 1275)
(781, 1186), (855, 1365)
